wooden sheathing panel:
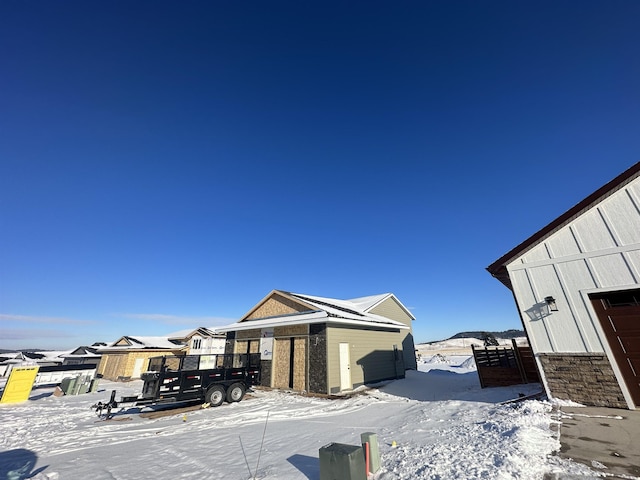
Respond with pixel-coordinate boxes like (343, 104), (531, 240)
(292, 337), (307, 391)
(99, 353), (125, 380)
(274, 324), (308, 337)
(246, 293), (312, 320)
(99, 351), (180, 381)
(236, 329), (261, 341)
(235, 340), (260, 355)
(326, 325), (405, 394)
(271, 334), (308, 391)
(273, 337), (291, 389)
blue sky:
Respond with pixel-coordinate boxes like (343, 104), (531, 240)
(1, 1), (639, 350)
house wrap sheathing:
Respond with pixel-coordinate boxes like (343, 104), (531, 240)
(217, 290), (417, 395)
(488, 162), (640, 409)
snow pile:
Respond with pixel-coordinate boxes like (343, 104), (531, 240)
(377, 400), (558, 479)
(0, 354), (605, 479)
(458, 355), (476, 370)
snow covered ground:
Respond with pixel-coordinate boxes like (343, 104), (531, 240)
(1, 353), (605, 479)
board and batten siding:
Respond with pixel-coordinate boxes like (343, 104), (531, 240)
(507, 176), (640, 354)
(326, 325), (405, 393)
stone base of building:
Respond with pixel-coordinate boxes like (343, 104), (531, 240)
(538, 353), (628, 409)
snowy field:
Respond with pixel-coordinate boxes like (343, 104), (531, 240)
(1, 353), (604, 479)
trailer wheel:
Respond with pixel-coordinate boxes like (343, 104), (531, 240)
(205, 385), (226, 407)
(226, 383), (246, 403)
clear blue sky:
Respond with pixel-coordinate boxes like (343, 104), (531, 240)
(1, 1), (639, 350)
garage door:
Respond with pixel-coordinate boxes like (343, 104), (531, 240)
(591, 289), (640, 407)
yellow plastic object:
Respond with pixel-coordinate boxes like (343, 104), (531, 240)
(0, 366), (40, 404)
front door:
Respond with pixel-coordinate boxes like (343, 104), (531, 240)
(339, 342), (351, 391)
(591, 289), (640, 407)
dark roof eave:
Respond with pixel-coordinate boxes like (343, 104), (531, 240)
(487, 161), (640, 291)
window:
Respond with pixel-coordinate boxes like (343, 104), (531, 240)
(192, 337), (202, 350)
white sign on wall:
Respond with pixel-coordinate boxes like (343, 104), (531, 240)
(260, 328), (274, 360)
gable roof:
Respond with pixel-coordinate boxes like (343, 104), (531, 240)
(167, 327), (224, 341)
(61, 346), (101, 357)
(348, 293), (416, 320)
(99, 335), (185, 352)
(217, 290), (410, 333)
(487, 161), (640, 290)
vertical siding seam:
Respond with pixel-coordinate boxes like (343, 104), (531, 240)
(553, 263), (589, 351)
(624, 187), (640, 217)
(583, 257), (603, 289)
(570, 223), (587, 254)
(597, 206), (621, 248)
(569, 225), (584, 254)
(621, 251), (640, 283)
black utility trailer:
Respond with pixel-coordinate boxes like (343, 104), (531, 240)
(94, 353), (260, 417)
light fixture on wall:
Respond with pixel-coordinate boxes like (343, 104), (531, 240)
(544, 296), (558, 312)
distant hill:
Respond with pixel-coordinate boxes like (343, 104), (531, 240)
(448, 329), (524, 340)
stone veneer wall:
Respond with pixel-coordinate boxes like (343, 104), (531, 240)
(538, 353), (627, 408)
(308, 323), (327, 394)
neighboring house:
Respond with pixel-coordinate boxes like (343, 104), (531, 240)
(97, 336), (186, 381)
(60, 346), (103, 367)
(217, 290), (417, 395)
(167, 327), (226, 355)
(488, 162), (640, 409)
(0, 351), (66, 377)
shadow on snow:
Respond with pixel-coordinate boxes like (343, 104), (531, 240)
(0, 449), (49, 480)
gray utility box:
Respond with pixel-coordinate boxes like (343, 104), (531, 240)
(60, 376), (77, 395)
(361, 432), (381, 474)
(319, 443), (366, 480)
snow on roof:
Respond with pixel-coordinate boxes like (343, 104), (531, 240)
(216, 310), (409, 333)
(166, 327), (223, 339)
(59, 346), (101, 358)
(101, 336), (185, 351)
(217, 291), (409, 333)
(288, 291), (410, 325)
(345, 293), (391, 311)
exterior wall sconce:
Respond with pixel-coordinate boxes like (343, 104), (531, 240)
(544, 296), (558, 312)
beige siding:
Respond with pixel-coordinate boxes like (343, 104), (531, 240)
(326, 325), (405, 393)
(369, 297), (413, 326)
(369, 297), (417, 370)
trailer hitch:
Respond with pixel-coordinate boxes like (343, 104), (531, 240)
(92, 390), (118, 419)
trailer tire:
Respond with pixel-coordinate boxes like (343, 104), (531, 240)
(205, 385), (226, 407)
(226, 383), (245, 403)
